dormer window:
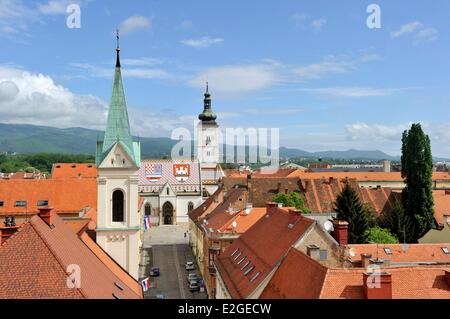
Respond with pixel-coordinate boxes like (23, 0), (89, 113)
(15, 201), (26, 207)
(0, 201), (4, 207)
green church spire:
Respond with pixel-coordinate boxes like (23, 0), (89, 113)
(96, 30), (140, 167)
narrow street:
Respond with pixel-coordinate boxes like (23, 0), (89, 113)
(139, 225), (208, 299)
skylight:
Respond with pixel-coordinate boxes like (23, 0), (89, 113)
(231, 248), (239, 257)
(384, 247), (392, 255)
(250, 272), (261, 283)
(241, 261), (250, 271)
(37, 200), (49, 206)
(442, 247), (449, 254)
(244, 265), (255, 276)
(234, 252), (242, 260)
(237, 256), (246, 265)
(15, 201), (26, 207)
(0, 201), (4, 207)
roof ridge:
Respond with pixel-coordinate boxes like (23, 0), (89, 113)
(0, 222), (28, 247)
(30, 216), (88, 299)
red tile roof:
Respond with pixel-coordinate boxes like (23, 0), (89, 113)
(0, 212), (141, 299)
(218, 208), (267, 234)
(0, 179), (97, 216)
(347, 243), (450, 263)
(215, 206), (314, 298)
(289, 171), (450, 181)
(51, 163), (97, 179)
(261, 248), (450, 299)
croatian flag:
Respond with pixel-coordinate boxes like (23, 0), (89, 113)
(141, 277), (150, 292)
(144, 215), (151, 230)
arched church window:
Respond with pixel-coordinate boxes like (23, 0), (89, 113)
(145, 203), (151, 216)
(112, 190), (124, 222)
(167, 187), (170, 195)
(188, 202), (194, 212)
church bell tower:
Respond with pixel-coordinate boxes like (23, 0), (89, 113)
(95, 31), (141, 280)
(197, 83), (219, 169)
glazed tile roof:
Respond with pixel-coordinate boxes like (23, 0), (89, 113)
(138, 159), (201, 186)
(261, 248), (450, 299)
(215, 206), (314, 298)
(0, 212), (141, 299)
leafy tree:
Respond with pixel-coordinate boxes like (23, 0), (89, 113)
(334, 183), (369, 244)
(365, 226), (399, 244)
(379, 202), (415, 243)
(401, 123), (435, 241)
(272, 192), (310, 213)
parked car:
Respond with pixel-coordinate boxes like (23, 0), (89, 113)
(187, 273), (198, 283)
(185, 261), (195, 270)
(155, 293), (165, 299)
(150, 267), (160, 277)
(189, 280), (200, 291)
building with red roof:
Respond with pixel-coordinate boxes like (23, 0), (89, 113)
(214, 203), (340, 299)
(0, 208), (142, 299)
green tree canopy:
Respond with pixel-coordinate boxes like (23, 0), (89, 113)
(401, 123), (435, 242)
(365, 226), (399, 244)
(334, 183), (369, 244)
(272, 192), (310, 213)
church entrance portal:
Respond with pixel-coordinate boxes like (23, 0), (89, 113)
(162, 202), (174, 225)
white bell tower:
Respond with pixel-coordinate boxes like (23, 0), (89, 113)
(95, 33), (141, 280)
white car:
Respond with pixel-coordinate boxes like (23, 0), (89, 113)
(185, 261), (195, 270)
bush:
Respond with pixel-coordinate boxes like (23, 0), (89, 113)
(365, 226), (399, 244)
(272, 192), (310, 213)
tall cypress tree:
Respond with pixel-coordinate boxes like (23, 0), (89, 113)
(401, 123), (435, 242)
(334, 183), (369, 244)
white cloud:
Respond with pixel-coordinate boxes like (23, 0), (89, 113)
(294, 59), (354, 80)
(176, 20), (193, 31)
(181, 37), (224, 48)
(0, 65), (191, 137)
(119, 15), (151, 35)
(38, 0), (75, 15)
(391, 21), (422, 38)
(188, 64), (279, 97)
(121, 57), (164, 66)
(391, 21), (438, 45)
(0, 65), (108, 129)
(311, 18), (326, 32)
(299, 87), (413, 98)
(345, 123), (411, 141)
(70, 62), (172, 80)
(413, 27), (438, 45)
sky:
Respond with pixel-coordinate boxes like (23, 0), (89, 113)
(0, 0), (450, 157)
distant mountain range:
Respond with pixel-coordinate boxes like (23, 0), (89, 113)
(1, 123), (448, 161)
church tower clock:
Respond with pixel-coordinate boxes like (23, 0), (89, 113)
(197, 83), (219, 169)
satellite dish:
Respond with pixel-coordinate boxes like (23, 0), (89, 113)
(401, 243), (409, 252)
(232, 221), (237, 228)
(349, 248), (356, 257)
(323, 220), (333, 232)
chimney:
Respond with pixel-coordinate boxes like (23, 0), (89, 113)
(266, 202), (278, 215)
(38, 206), (54, 227)
(332, 220), (349, 246)
(277, 182), (282, 193)
(0, 226), (19, 244)
(307, 245), (320, 260)
(361, 253), (372, 268)
(245, 203), (253, 215)
(363, 272), (392, 299)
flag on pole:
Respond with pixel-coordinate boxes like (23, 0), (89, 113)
(144, 215), (151, 230)
(141, 277), (150, 292)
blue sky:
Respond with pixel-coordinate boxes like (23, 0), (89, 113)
(0, 0), (450, 157)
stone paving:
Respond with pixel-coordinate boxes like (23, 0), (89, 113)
(139, 224), (207, 299)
